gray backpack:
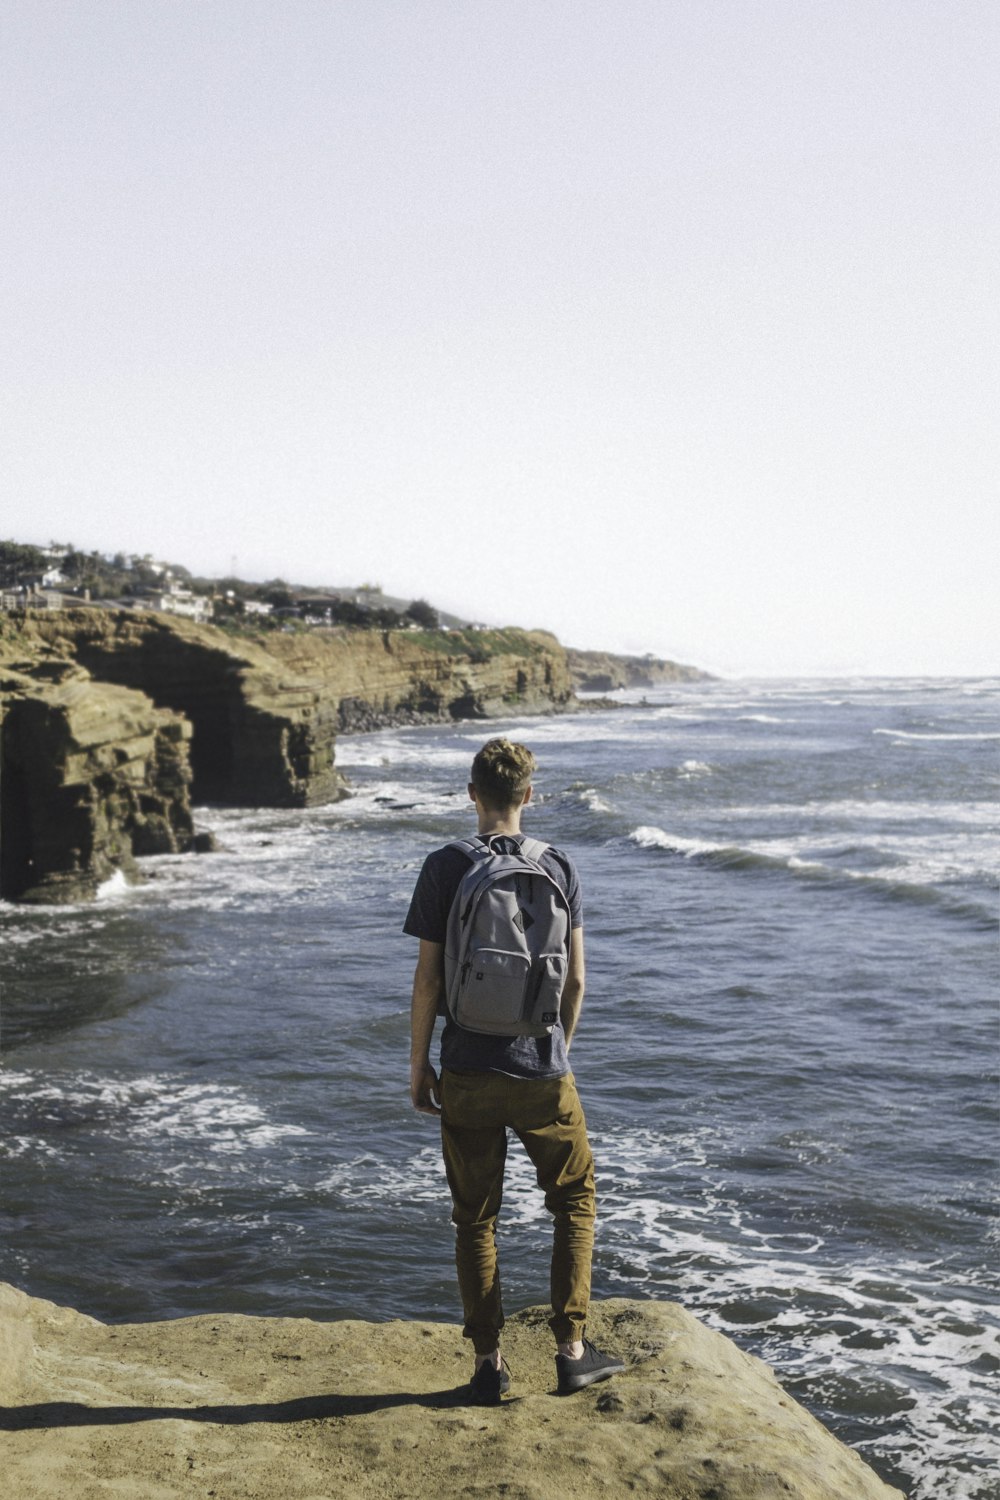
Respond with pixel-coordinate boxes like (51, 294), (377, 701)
(443, 835), (572, 1037)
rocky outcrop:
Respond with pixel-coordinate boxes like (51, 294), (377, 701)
(4, 612), (573, 802)
(260, 625), (574, 731)
(0, 659), (194, 903)
(0, 611), (577, 900)
(11, 610), (347, 808)
(0, 1284), (901, 1500)
(567, 648), (710, 693)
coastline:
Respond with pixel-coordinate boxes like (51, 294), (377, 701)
(0, 607), (702, 903)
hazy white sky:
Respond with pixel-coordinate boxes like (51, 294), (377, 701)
(4, 1), (996, 675)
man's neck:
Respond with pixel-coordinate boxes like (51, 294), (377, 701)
(477, 812), (522, 837)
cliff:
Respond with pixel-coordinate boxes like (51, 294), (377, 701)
(0, 1284), (901, 1500)
(5, 610), (347, 808)
(259, 624), (573, 731)
(0, 611), (573, 900)
(567, 648), (710, 693)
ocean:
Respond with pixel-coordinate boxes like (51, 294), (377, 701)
(1, 676), (997, 1498)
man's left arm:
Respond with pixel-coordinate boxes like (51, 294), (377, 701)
(410, 938), (444, 1115)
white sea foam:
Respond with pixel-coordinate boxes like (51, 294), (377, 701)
(94, 869), (133, 902)
(334, 737), (474, 770)
(678, 759), (713, 777)
(874, 729), (1000, 742)
(573, 786), (613, 813)
(317, 1144), (446, 1204)
(650, 708), (709, 723)
(630, 826), (723, 857)
(0, 1072), (309, 1159)
(791, 798), (998, 826)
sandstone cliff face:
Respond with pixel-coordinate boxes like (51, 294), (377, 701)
(0, 611), (575, 900)
(0, 1285), (902, 1500)
(16, 611), (346, 808)
(0, 660), (194, 903)
(567, 647), (709, 693)
(262, 625), (574, 731)
(9, 612), (572, 799)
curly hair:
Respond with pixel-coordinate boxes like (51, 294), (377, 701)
(470, 737), (537, 810)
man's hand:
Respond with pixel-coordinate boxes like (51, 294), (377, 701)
(410, 1060), (441, 1115)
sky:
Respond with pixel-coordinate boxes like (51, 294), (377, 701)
(3, 1), (997, 677)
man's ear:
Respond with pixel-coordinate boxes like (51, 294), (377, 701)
(468, 781), (478, 804)
(522, 784), (533, 806)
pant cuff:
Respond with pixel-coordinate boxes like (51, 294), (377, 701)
(464, 1324), (504, 1355)
(549, 1314), (586, 1344)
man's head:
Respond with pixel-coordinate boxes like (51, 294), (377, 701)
(469, 737), (537, 812)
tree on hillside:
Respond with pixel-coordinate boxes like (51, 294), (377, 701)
(261, 580), (294, 608)
(405, 598), (439, 629)
(0, 540), (48, 583)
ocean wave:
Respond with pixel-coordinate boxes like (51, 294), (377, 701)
(565, 784), (614, 814)
(626, 826), (996, 917)
(679, 759), (714, 777)
(874, 729), (1000, 742)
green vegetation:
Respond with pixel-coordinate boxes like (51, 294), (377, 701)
(404, 627), (545, 658)
(0, 541), (48, 582)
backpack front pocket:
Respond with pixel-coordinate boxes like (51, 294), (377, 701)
(456, 948), (530, 1032)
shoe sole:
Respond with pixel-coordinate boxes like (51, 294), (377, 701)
(557, 1363), (625, 1394)
(469, 1367), (511, 1405)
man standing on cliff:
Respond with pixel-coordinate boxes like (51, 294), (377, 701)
(404, 736), (623, 1403)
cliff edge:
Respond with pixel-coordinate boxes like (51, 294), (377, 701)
(0, 1284), (901, 1500)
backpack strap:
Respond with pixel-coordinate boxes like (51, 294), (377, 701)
(447, 837), (492, 864)
(447, 834), (550, 864)
(517, 836), (549, 864)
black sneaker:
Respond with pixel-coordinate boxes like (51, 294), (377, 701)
(555, 1338), (625, 1395)
(469, 1357), (511, 1405)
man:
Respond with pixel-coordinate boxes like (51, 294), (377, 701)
(404, 736), (624, 1403)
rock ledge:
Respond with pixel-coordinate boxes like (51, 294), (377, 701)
(1, 1284), (901, 1499)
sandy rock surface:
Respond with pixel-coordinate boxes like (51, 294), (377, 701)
(1, 1284), (902, 1500)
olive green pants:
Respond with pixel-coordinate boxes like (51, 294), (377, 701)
(439, 1068), (596, 1354)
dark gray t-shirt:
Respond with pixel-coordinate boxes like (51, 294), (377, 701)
(403, 834), (583, 1079)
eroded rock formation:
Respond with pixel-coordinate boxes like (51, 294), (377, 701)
(0, 1284), (902, 1500)
(14, 610), (347, 808)
(0, 659), (194, 903)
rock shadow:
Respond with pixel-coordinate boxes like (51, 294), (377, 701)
(0, 1386), (486, 1430)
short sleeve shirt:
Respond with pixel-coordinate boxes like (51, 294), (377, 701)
(403, 834), (583, 1079)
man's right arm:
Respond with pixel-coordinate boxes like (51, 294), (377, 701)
(410, 938), (444, 1115)
(560, 927), (586, 1049)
